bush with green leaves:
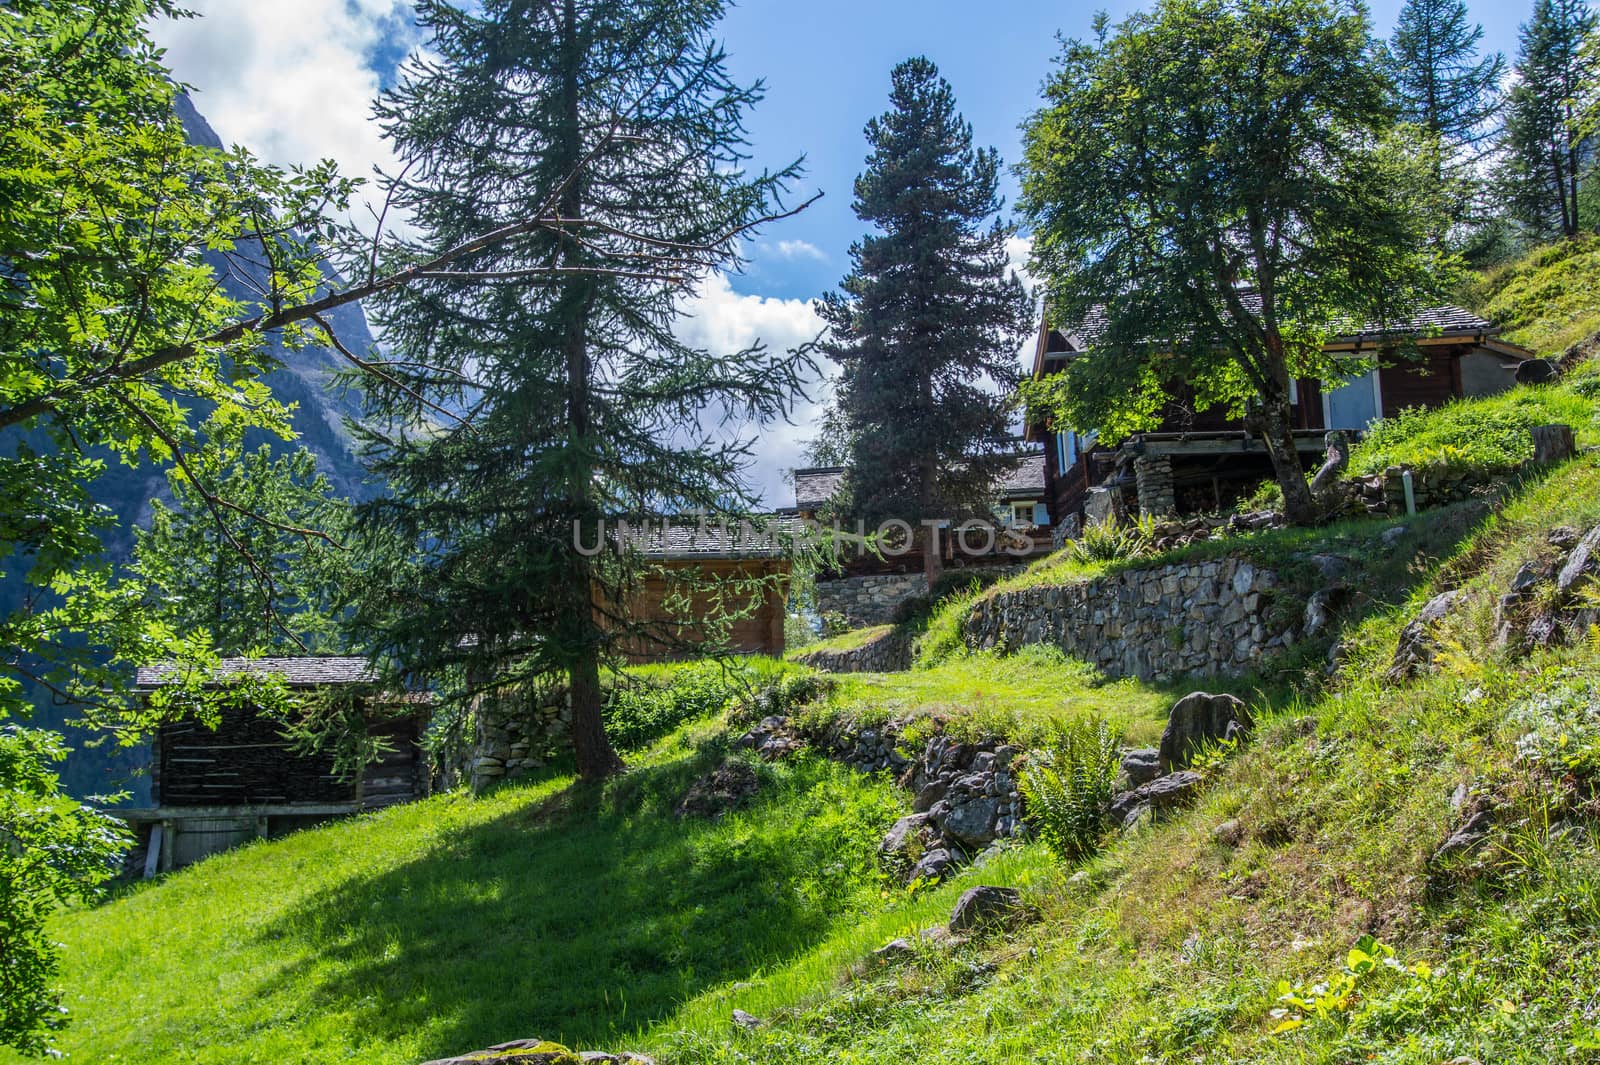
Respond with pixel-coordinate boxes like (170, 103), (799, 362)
(603, 662), (757, 751)
(0, 727), (129, 1055)
(1018, 715), (1124, 862)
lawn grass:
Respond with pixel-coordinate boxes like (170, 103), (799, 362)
(805, 644), (1181, 748)
(8, 724), (913, 1065)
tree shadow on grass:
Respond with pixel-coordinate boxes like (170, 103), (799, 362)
(254, 742), (898, 1059)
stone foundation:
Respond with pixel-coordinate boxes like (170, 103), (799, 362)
(962, 556), (1292, 681)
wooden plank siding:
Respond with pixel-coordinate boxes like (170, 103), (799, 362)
(622, 558), (789, 662)
(155, 705), (426, 809)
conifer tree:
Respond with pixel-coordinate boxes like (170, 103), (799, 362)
(1500, 0), (1598, 238)
(350, 0), (807, 780)
(1387, 0), (1504, 160)
(816, 58), (1033, 576)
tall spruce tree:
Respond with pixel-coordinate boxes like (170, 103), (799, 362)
(1387, 0), (1504, 159)
(1500, 0), (1598, 238)
(816, 58), (1033, 577)
(352, 0), (807, 780)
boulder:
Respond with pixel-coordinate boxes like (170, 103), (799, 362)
(941, 796), (1002, 847)
(1516, 358), (1559, 385)
(1120, 747), (1161, 788)
(1109, 771), (1205, 825)
(880, 813), (933, 858)
(912, 777), (950, 813)
(674, 760), (760, 820)
(1388, 589), (1466, 681)
(1555, 523), (1600, 597)
(908, 847), (955, 882)
(421, 1041), (585, 1065)
(948, 885), (1026, 933)
(1158, 692), (1252, 773)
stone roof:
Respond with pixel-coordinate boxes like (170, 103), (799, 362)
(791, 454), (1045, 509)
(792, 467), (846, 510)
(1051, 300), (1499, 354)
(135, 656), (375, 690)
(996, 452), (1046, 498)
(624, 515), (803, 559)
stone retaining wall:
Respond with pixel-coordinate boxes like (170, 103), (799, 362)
(814, 572), (928, 627)
(793, 627), (913, 673)
(963, 556), (1293, 681)
(465, 687), (571, 793)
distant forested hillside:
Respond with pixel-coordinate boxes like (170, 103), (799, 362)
(5, 97), (377, 801)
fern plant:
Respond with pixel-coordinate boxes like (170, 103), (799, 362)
(1018, 715), (1124, 862)
(1067, 517), (1154, 564)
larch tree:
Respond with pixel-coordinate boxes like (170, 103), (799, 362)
(1500, 0), (1598, 238)
(1387, 0), (1504, 160)
(1385, 0), (1504, 229)
(815, 57), (1033, 579)
(1018, 0), (1452, 526)
(350, 0), (810, 781)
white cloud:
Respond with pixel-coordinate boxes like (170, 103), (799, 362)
(152, 1), (416, 237)
(673, 273), (830, 508)
(766, 238), (828, 263)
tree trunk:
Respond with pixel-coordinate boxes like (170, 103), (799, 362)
(922, 525), (943, 588)
(1251, 393), (1316, 525)
(558, 0), (622, 781)
(569, 641), (622, 780)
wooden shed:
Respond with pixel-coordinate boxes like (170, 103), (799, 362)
(119, 656), (429, 875)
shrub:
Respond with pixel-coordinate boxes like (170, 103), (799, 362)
(604, 662), (753, 750)
(1018, 715), (1124, 862)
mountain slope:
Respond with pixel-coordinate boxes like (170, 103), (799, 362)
(8, 97), (381, 799)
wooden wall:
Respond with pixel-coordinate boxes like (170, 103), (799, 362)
(623, 558), (789, 662)
(155, 703), (426, 809)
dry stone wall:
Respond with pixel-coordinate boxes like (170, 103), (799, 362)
(963, 556), (1294, 681)
(464, 689), (571, 793)
(814, 573), (928, 627)
(793, 627), (913, 673)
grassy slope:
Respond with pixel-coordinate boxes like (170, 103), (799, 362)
(653, 455), (1600, 1065)
(21, 358), (1600, 1063)
(1467, 236), (1600, 358)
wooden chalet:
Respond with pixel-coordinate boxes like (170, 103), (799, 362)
(786, 452), (1053, 576)
(121, 656), (429, 875)
(620, 518), (794, 661)
(1027, 304), (1536, 521)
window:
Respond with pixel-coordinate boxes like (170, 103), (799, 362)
(1054, 430), (1076, 471)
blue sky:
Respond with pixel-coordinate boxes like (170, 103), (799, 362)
(154, 0), (1534, 506)
(714, 0), (1530, 302)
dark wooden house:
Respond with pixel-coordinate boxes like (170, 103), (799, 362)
(121, 656), (429, 875)
(785, 451), (1054, 578)
(620, 519), (794, 661)
(1028, 305), (1536, 521)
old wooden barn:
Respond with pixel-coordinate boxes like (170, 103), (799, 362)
(120, 656), (430, 875)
